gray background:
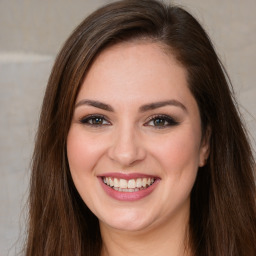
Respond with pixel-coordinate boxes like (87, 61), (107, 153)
(0, 0), (255, 255)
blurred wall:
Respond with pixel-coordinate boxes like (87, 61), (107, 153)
(0, 0), (255, 255)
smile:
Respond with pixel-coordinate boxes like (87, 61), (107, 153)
(102, 177), (156, 192)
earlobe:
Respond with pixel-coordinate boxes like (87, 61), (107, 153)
(199, 126), (211, 167)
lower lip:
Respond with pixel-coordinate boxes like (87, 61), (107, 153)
(98, 177), (160, 201)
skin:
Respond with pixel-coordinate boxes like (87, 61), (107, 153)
(67, 42), (210, 256)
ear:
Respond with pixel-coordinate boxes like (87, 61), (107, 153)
(199, 126), (211, 167)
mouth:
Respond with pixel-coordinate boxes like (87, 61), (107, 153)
(102, 177), (156, 192)
(99, 173), (160, 201)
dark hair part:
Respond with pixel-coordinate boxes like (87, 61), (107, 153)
(25, 0), (256, 255)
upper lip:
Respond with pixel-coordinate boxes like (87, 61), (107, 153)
(98, 172), (159, 180)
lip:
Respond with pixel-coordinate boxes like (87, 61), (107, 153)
(98, 173), (160, 201)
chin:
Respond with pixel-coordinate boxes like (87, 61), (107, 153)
(98, 208), (156, 232)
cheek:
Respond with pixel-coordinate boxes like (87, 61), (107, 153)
(66, 127), (102, 177)
(66, 126), (107, 210)
(149, 128), (201, 173)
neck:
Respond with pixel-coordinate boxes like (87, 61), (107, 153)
(100, 205), (191, 256)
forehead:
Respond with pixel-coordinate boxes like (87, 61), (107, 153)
(77, 42), (190, 104)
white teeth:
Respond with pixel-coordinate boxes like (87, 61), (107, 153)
(103, 176), (155, 191)
(114, 178), (119, 187)
(109, 177), (114, 187)
(119, 179), (127, 188)
(136, 178), (142, 188)
(142, 178), (147, 187)
(128, 179), (136, 189)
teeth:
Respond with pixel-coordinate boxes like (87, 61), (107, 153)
(128, 179), (136, 189)
(109, 177), (114, 187)
(114, 178), (119, 187)
(103, 176), (155, 191)
(142, 178), (147, 187)
(120, 179), (127, 188)
(136, 178), (142, 188)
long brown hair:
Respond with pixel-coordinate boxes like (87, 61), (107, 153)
(25, 0), (256, 255)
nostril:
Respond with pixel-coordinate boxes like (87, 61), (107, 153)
(109, 150), (139, 167)
(107, 129), (147, 166)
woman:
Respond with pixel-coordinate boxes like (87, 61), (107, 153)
(25, 0), (256, 255)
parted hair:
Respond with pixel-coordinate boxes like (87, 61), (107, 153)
(25, 0), (256, 255)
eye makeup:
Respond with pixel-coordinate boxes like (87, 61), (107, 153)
(79, 113), (180, 129)
(79, 114), (111, 126)
(144, 114), (180, 128)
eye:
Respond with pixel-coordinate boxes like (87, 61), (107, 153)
(79, 115), (111, 126)
(145, 115), (179, 128)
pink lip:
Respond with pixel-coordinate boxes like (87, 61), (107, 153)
(98, 174), (160, 201)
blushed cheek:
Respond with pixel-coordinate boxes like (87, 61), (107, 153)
(67, 127), (109, 179)
(67, 129), (91, 177)
(153, 131), (201, 174)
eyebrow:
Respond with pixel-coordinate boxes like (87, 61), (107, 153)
(75, 99), (114, 111)
(139, 100), (187, 112)
(75, 99), (187, 112)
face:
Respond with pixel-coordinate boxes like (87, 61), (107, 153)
(67, 42), (209, 233)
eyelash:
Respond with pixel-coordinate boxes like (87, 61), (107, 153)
(79, 114), (179, 128)
(79, 114), (111, 126)
(144, 114), (179, 128)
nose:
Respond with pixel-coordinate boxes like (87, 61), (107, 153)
(107, 124), (146, 167)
